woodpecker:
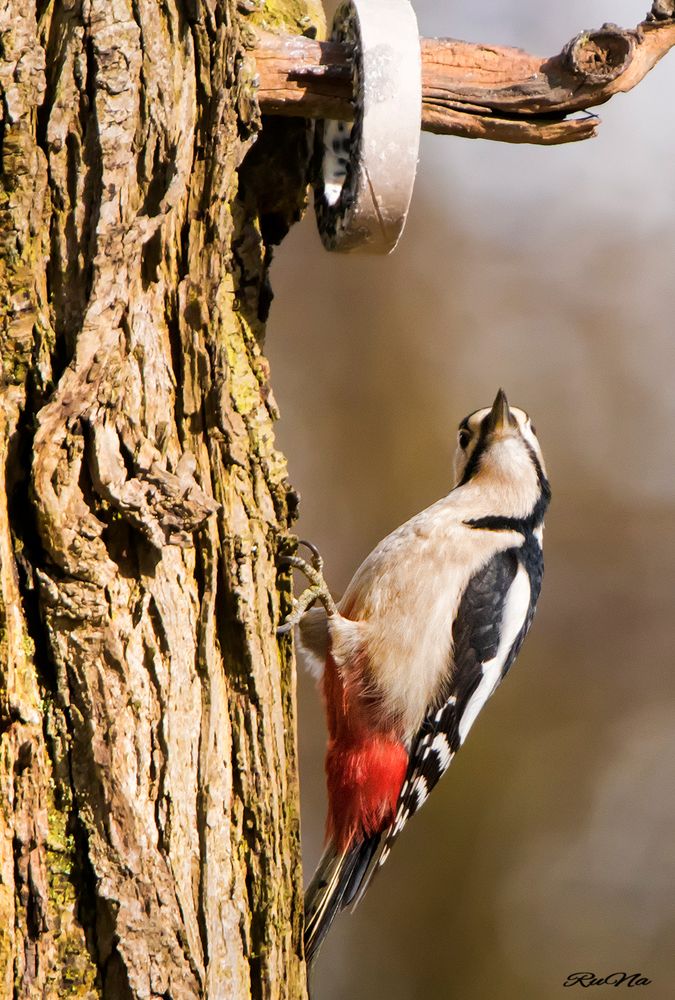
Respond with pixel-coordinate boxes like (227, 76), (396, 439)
(280, 389), (550, 966)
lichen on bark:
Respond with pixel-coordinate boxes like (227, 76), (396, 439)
(0, 0), (323, 997)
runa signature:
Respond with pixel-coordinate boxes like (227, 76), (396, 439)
(563, 972), (651, 988)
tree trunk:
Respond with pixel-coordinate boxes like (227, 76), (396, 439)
(0, 1), (322, 996)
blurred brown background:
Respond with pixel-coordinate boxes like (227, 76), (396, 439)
(267, 2), (675, 997)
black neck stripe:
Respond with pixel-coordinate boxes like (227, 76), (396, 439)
(461, 434), (551, 533)
(457, 415), (491, 487)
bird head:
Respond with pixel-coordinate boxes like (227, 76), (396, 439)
(452, 390), (549, 518)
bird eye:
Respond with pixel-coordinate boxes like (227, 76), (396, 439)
(458, 428), (471, 449)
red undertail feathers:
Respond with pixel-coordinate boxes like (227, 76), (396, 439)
(322, 651), (408, 851)
(326, 735), (408, 850)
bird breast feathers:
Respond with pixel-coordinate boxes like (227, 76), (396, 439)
(331, 504), (525, 738)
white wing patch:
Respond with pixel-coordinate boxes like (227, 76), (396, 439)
(457, 564), (531, 745)
(379, 700), (458, 859)
(430, 732), (453, 772)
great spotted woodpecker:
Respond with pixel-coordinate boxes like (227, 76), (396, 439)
(279, 389), (551, 966)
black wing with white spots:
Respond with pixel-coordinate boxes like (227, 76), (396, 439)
(379, 547), (524, 864)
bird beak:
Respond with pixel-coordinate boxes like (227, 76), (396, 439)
(486, 388), (515, 433)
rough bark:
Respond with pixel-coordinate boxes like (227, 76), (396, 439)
(0, 0), (323, 997)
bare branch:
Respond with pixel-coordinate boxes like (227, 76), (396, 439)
(252, 3), (675, 144)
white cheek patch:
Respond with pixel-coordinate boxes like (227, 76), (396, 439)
(519, 419), (544, 465)
(457, 564), (531, 745)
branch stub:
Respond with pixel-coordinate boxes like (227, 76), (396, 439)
(564, 26), (635, 83)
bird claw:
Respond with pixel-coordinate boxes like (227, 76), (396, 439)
(279, 539), (324, 572)
(277, 540), (338, 635)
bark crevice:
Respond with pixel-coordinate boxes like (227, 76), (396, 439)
(2, 0), (320, 996)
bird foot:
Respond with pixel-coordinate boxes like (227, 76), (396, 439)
(277, 540), (338, 635)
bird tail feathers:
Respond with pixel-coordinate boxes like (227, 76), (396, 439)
(304, 837), (380, 967)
